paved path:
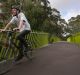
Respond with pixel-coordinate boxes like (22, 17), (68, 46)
(5, 42), (80, 75)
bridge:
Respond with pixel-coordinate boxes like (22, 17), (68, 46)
(1, 41), (80, 75)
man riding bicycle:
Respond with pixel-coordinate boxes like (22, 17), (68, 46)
(0, 5), (31, 61)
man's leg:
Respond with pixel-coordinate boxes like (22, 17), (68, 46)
(15, 30), (30, 61)
(17, 30), (30, 48)
(14, 41), (23, 61)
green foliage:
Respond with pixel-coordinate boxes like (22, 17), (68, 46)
(25, 5), (45, 31)
(48, 34), (61, 43)
(68, 15), (80, 34)
(67, 32), (80, 45)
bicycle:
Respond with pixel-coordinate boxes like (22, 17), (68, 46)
(0, 29), (34, 74)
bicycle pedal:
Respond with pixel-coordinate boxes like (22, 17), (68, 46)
(4, 43), (9, 47)
(23, 50), (28, 53)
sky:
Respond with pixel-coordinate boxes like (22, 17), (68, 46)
(48, 0), (80, 22)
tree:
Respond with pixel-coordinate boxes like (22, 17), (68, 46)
(68, 15), (80, 34)
(1, 0), (66, 40)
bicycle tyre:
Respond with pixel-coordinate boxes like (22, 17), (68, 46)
(23, 43), (35, 60)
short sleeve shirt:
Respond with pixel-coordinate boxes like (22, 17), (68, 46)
(10, 12), (31, 32)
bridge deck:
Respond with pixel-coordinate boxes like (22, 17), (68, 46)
(4, 42), (80, 75)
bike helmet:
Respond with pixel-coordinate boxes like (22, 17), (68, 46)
(11, 5), (21, 13)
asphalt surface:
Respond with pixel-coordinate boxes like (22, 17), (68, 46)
(4, 42), (80, 75)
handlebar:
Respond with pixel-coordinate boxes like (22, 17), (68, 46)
(0, 29), (19, 33)
(0, 30), (14, 33)
(0, 29), (19, 38)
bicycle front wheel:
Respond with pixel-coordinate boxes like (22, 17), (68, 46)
(0, 42), (15, 74)
(0, 42), (18, 61)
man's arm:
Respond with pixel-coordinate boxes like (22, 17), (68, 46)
(3, 16), (15, 31)
(4, 22), (11, 30)
(13, 20), (23, 31)
(0, 22), (11, 31)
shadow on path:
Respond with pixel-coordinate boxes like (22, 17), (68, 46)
(5, 42), (80, 75)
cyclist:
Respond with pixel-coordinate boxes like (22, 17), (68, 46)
(0, 5), (31, 61)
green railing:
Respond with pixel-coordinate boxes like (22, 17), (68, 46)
(27, 32), (49, 48)
(0, 32), (49, 61)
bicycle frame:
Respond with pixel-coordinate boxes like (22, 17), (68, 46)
(0, 30), (34, 60)
(0, 30), (19, 60)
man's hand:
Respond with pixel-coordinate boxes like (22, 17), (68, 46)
(0, 29), (6, 32)
(13, 28), (19, 31)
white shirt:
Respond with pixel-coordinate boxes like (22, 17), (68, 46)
(10, 12), (31, 32)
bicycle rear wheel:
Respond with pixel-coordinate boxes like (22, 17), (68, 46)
(23, 44), (35, 60)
